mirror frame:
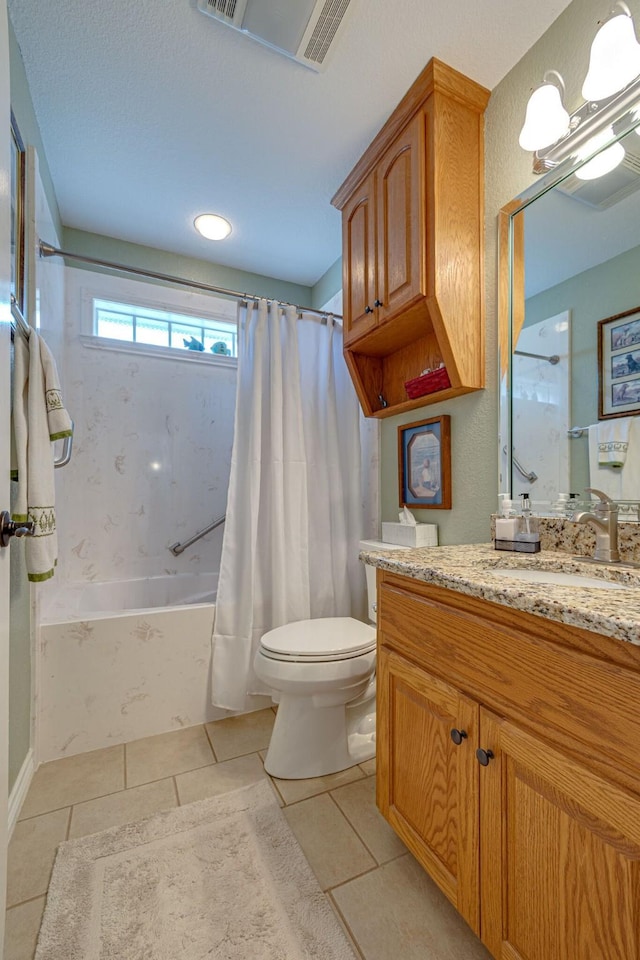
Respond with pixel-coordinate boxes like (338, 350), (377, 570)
(498, 107), (640, 503)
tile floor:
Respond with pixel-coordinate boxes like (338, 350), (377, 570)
(4, 708), (491, 960)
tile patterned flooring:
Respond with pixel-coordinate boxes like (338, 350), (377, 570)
(4, 708), (491, 959)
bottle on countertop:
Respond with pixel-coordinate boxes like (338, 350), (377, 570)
(515, 493), (541, 552)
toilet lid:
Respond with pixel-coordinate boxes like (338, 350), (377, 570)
(260, 617), (376, 662)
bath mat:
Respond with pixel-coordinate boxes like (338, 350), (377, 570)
(35, 780), (357, 959)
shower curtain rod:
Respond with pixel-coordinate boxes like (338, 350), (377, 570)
(39, 242), (342, 321)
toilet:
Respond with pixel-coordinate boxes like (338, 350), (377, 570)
(254, 539), (407, 779)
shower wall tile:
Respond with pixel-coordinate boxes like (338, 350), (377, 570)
(38, 605), (228, 761)
(54, 269), (237, 585)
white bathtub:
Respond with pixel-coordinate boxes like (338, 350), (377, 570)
(41, 572), (218, 623)
(38, 573), (226, 761)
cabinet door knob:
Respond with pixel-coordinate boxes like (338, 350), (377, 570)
(450, 728), (467, 746)
(476, 748), (495, 766)
(364, 305), (374, 314)
(374, 299), (384, 307)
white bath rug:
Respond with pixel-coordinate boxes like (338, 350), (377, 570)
(35, 780), (357, 959)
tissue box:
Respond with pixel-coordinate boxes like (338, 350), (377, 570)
(381, 522), (438, 548)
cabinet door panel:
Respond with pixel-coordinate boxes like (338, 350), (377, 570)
(480, 709), (640, 960)
(377, 647), (480, 932)
(342, 172), (377, 345)
(376, 112), (425, 324)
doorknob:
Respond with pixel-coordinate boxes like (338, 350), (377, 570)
(0, 510), (34, 548)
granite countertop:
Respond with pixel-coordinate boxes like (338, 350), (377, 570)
(360, 543), (640, 646)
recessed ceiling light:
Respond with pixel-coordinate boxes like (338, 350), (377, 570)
(194, 214), (232, 240)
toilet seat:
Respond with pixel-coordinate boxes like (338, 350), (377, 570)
(260, 617), (376, 663)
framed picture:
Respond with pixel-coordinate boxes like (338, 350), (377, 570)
(398, 415), (451, 509)
(10, 111), (25, 311)
(598, 306), (640, 419)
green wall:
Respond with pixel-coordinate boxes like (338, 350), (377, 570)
(525, 243), (640, 491)
(62, 228), (314, 307)
(311, 256), (341, 309)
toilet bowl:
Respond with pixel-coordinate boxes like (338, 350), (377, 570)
(254, 539), (407, 779)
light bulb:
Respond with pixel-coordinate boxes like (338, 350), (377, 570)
(194, 214), (232, 241)
(519, 81), (570, 151)
(582, 9), (640, 101)
(575, 126), (626, 179)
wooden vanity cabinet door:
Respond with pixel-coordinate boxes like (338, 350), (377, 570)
(377, 646), (480, 934)
(479, 709), (640, 960)
(375, 111), (425, 326)
(342, 170), (378, 346)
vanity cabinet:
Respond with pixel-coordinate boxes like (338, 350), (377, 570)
(376, 570), (640, 960)
(332, 59), (490, 418)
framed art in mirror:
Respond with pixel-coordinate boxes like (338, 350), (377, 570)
(598, 306), (640, 419)
(398, 415), (451, 509)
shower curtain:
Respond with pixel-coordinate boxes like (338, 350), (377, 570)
(211, 299), (366, 712)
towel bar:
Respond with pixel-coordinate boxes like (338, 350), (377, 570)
(54, 422), (74, 469)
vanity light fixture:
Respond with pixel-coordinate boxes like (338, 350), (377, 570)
(518, 72), (570, 151)
(519, 1), (640, 175)
(194, 214), (232, 240)
(582, 2), (640, 100)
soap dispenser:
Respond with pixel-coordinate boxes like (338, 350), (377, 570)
(494, 497), (519, 551)
(514, 493), (541, 553)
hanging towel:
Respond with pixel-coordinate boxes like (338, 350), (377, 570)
(597, 417), (631, 467)
(588, 424), (622, 501)
(588, 418), (640, 517)
(621, 417), (640, 515)
(11, 330), (73, 582)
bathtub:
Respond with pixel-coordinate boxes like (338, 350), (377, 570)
(41, 572), (218, 623)
(38, 573), (227, 762)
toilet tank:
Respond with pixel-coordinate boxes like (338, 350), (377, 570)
(359, 540), (408, 623)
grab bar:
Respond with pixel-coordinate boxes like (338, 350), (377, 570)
(503, 446), (538, 484)
(168, 514), (226, 556)
(54, 422), (74, 469)
(513, 349), (559, 365)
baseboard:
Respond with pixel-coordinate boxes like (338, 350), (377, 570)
(8, 749), (35, 838)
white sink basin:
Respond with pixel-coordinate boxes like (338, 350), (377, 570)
(490, 568), (626, 590)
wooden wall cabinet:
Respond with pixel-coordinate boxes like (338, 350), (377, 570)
(377, 570), (640, 960)
(332, 60), (490, 418)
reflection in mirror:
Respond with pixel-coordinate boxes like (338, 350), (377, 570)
(501, 119), (640, 520)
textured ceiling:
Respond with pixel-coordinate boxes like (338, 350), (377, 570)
(9, 0), (574, 286)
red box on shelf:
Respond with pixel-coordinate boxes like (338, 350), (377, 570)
(404, 367), (451, 399)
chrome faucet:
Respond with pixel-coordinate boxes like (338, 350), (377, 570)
(574, 488), (620, 563)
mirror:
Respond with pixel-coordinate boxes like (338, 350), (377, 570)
(500, 111), (640, 519)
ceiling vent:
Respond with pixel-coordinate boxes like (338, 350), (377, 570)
(196, 0), (354, 71)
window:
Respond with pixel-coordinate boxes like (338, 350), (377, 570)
(93, 298), (238, 358)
